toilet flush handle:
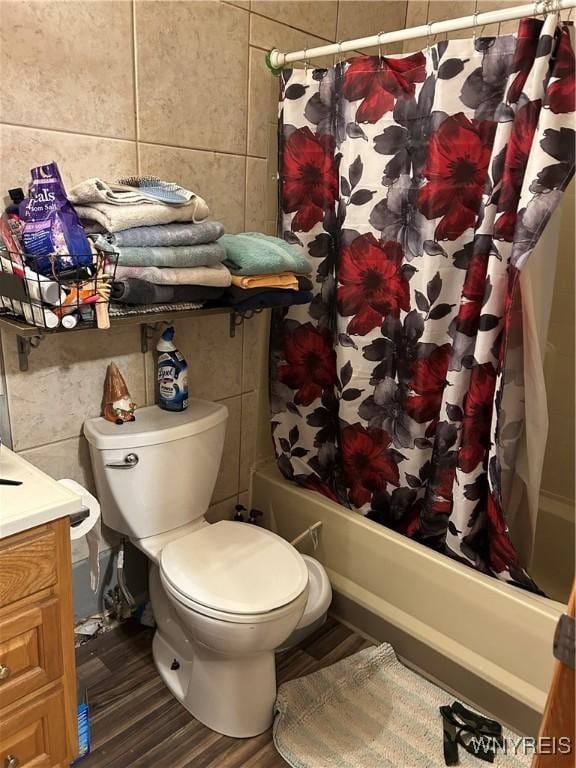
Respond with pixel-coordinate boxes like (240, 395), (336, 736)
(106, 453), (139, 469)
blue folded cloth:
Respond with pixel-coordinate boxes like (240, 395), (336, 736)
(226, 289), (313, 312)
(103, 221), (224, 248)
(221, 232), (312, 276)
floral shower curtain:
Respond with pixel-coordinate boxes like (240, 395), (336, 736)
(270, 16), (575, 592)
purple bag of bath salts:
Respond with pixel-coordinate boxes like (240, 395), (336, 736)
(20, 162), (93, 275)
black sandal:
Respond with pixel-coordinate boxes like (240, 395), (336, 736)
(440, 702), (504, 765)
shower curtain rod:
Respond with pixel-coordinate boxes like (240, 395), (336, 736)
(267, 0), (576, 68)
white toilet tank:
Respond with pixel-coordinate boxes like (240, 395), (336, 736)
(84, 401), (228, 539)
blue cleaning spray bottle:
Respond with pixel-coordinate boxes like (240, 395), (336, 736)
(156, 326), (188, 411)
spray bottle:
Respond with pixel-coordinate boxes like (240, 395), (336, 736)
(156, 326), (188, 411)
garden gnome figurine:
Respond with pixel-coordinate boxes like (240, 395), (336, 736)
(102, 362), (136, 424)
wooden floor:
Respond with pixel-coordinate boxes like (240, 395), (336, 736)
(76, 616), (373, 768)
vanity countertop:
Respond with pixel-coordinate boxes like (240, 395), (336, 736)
(0, 446), (82, 539)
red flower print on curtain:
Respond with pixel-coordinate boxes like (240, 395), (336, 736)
(341, 423), (400, 507)
(282, 127), (338, 232)
(418, 114), (495, 240)
(276, 322), (336, 406)
(405, 344), (451, 424)
(342, 53), (427, 123)
(338, 234), (410, 335)
(271, 16), (575, 593)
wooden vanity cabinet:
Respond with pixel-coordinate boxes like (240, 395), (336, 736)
(0, 518), (77, 767)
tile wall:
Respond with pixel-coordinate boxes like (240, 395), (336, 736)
(0, 0), (409, 611)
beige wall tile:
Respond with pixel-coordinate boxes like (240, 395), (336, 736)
(2, 327), (145, 451)
(212, 396), (241, 502)
(242, 309), (269, 392)
(136, 1), (249, 154)
(240, 390), (258, 491)
(0, 125), (137, 193)
(250, 13), (333, 58)
(245, 157), (268, 232)
(18, 436), (95, 494)
(403, 0), (429, 51)
(0, 0), (135, 139)
(542, 182), (575, 502)
(426, 1), (476, 38)
(252, 1), (338, 40)
(139, 143), (246, 233)
(542, 418), (575, 502)
(337, 1), (407, 55)
(144, 313), (243, 403)
(206, 495), (239, 523)
(473, 1), (517, 36)
(248, 47), (278, 157)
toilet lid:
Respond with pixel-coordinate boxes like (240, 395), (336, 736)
(160, 521), (309, 615)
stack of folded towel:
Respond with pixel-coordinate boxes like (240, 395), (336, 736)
(219, 232), (313, 312)
(68, 177), (231, 307)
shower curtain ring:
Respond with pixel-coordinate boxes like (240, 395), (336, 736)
(377, 31), (384, 66)
(334, 41), (343, 67)
(426, 22), (433, 53)
(303, 46), (309, 72)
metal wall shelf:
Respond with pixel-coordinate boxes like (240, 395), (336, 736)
(0, 305), (261, 371)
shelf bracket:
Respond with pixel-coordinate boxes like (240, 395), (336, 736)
(230, 308), (263, 338)
(140, 321), (171, 354)
(16, 333), (44, 372)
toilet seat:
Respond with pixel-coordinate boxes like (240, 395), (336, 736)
(160, 521), (309, 622)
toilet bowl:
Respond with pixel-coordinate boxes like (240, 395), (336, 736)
(281, 555), (332, 650)
(84, 402), (310, 738)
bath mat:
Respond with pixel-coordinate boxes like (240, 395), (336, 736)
(273, 644), (531, 768)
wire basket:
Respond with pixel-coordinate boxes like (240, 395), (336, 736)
(0, 249), (118, 330)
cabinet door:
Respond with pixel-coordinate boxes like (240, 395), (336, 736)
(0, 600), (63, 708)
(0, 685), (68, 768)
(0, 528), (57, 608)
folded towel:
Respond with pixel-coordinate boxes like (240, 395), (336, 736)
(68, 177), (205, 209)
(111, 279), (225, 305)
(103, 221), (225, 248)
(75, 199), (209, 233)
(231, 272), (299, 290)
(221, 232), (312, 276)
(113, 263), (231, 287)
(227, 289), (313, 313)
(92, 235), (225, 268)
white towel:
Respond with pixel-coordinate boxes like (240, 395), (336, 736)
(113, 263), (231, 287)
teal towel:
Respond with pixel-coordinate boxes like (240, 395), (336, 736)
(221, 232), (312, 276)
(114, 242), (225, 267)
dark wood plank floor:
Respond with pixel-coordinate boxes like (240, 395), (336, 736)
(76, 616), (373, 768)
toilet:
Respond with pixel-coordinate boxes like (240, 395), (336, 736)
(84, 401), (312, 738)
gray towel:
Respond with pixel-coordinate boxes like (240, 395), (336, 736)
(111, 279), (225, 304)
(75, 199), (208, 232)
(105, 221), (225, 248)
(114, 242), (225, 268)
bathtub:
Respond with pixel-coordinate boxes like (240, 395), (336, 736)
(251, 461), (565, 736)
